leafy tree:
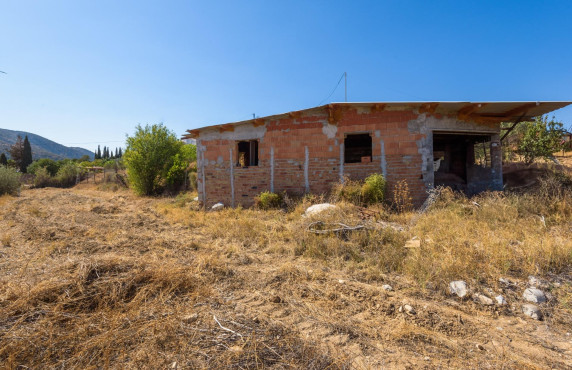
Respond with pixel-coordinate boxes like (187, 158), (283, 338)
(21, 136), (33, 173)
(124, 123), (183, 195)
(166, 143), (197, 188)
(9, 135), (24, 170)
(96, 145), (101, 160)
(0, 153), (7, 167)
(517, 116), (564, 165)
(27, 158), (60, 176)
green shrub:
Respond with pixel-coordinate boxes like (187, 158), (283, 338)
(0, 166), (21, 195)
(517, 116), (564, 164)
(27, 158), (60, 176)
(33, 167), (52, 188)
(124, 123), (183, 195)
(332, 173), (386, 206)
(54, 163), (79, 188)
(166, 144), (197, 189)
(254, 191), (283, 210)
(362, 173), (386, 205)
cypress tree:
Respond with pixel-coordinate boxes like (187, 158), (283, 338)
(0, 153), (7, 166)
(96, 145), (101, 159)
(21, 136), (33, 173)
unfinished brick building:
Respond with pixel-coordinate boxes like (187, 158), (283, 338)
(183, 102), (570, 208)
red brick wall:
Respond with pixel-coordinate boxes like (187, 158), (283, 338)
(198, 107), (428, 207)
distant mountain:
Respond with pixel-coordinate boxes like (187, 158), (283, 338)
(0, 128), (94, 161)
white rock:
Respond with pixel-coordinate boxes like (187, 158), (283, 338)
(523, 288), (546, 303)
(211, 202), (224, 211)
(304, 203), (338, 217)
(499, 277), (514, 286)
(449, 280), (468, 298)
(399, 304), (416, 315)
(382, 284), (393, 292)
(495, 295), (507, 305)
(193, 196), (199, 201)
(522, 304), (542, 320)
(473, 293), (494, 306)
(338, 279), (346, 284)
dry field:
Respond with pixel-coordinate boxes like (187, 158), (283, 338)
(1, 176), (572, 368)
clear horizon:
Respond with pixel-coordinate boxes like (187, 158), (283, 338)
(1, 1), (571, 153)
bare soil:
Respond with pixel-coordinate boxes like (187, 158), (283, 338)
(1, 187), (571, 369)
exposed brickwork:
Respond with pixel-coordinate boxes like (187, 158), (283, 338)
(196, 106), (499, 208)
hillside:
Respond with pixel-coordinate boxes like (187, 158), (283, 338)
(0, 128), (93, 160)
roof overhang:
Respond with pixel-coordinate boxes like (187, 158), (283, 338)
(182, 101), (571, 140)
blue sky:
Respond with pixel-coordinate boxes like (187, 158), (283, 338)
(1, 1), (571, 153)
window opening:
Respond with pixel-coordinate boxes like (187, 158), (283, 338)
(344, 133), (372, 163)
(237, 140), (258, 167)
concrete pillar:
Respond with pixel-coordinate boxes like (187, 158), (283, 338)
(380, 139), (387, 180)
(490, 134), (503, 190)
(270, 146), (274, 193)
(304, 146), (309, 193)
(230, 147), (235, 207)
(339, 143), (344, 183)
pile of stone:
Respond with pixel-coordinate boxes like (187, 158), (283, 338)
(448, 276), (550, 321)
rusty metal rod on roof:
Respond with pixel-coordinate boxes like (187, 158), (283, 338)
(500, 112), (527, 142)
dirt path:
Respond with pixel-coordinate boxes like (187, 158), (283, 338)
(1, 188), (571, 368)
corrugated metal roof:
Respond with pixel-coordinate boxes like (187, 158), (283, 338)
(182, 101), (571, 139)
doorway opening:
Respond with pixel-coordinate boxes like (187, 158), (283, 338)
(432, 132), (494, 194)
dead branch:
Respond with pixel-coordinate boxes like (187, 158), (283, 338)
(307, 221), (366, 235)
(213, 315), (243, 338)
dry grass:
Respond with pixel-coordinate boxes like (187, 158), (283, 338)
(406, 176), (572, 289)
(157, 173), (572, 288)
(2, 171), (572, 368)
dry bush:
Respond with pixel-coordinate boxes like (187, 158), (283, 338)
(33, 166), (52, 188)
(0, 166), (20, 195)
(404, 181), (572, 288)
(392, 179), (413, 213)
